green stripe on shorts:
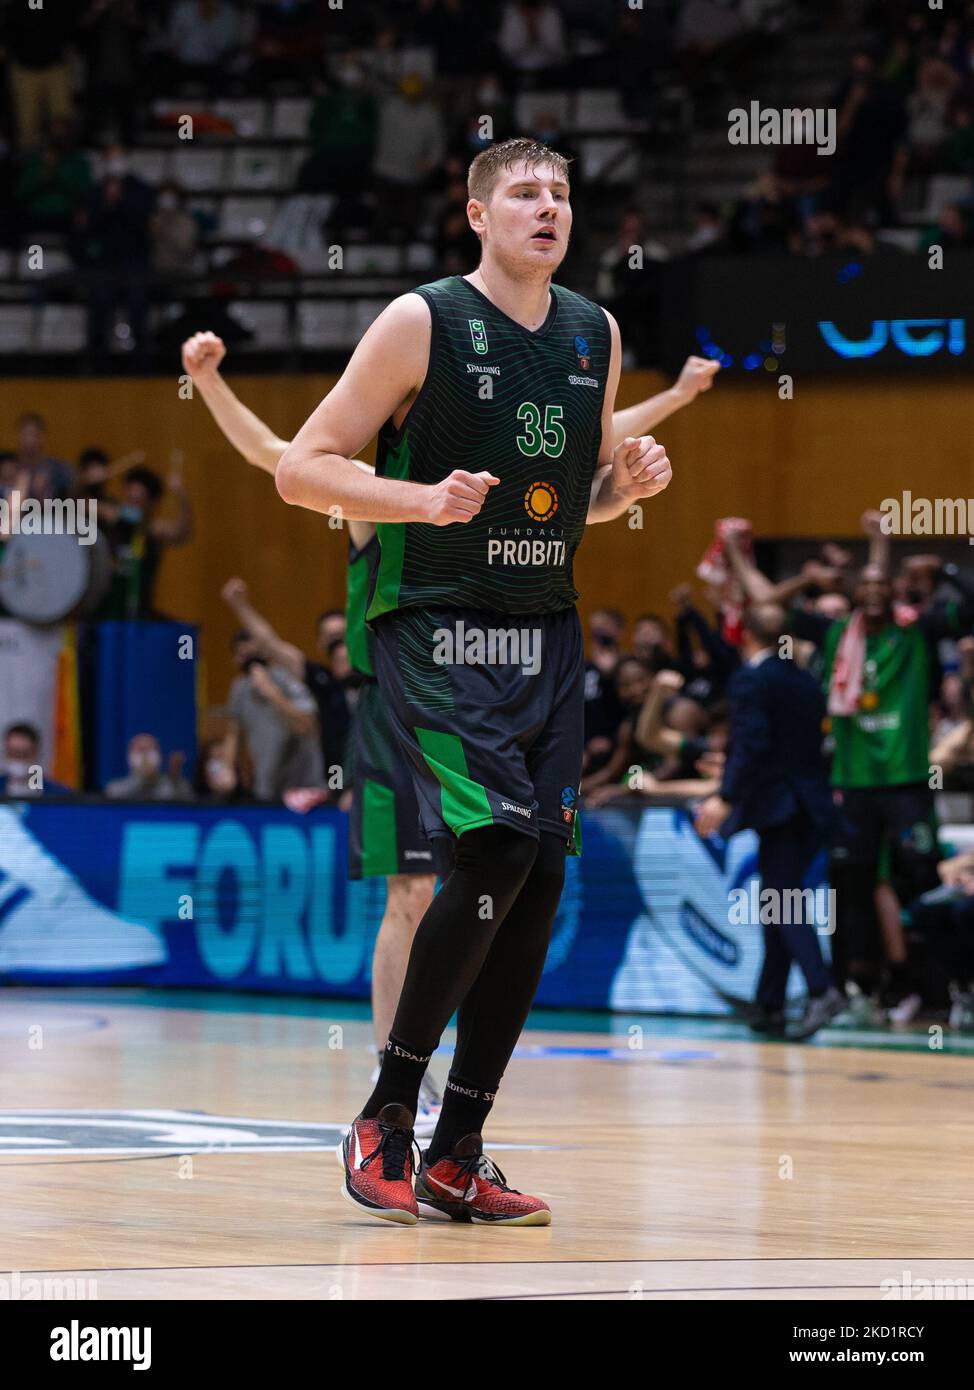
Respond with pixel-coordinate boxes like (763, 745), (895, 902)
(415, 727), (493, 835)
(361, 778), (398, 877)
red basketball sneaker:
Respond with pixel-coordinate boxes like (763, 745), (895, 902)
(415, 1134), (551, 1226)
(341, 1103), (419, 1225)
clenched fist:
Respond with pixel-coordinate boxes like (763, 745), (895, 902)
(182, 331), (227, 380)
(611, 435), (672, 503)
(423, 469), (500, 526)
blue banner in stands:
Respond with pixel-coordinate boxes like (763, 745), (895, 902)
(0, 799), (828, 1013)
(94, 622), (198, 790)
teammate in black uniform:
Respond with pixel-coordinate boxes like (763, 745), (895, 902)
(278, 139), (674, 1226)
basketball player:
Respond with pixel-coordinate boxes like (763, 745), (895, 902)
(180, 334), (443, 1133)
(181, 316), (715, 1150)
(275, 138), (674, 1226)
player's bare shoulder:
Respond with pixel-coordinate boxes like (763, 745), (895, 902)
(360, 292), (432, 391)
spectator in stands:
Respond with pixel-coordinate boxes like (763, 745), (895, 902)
(149, 182), (199, 275)
(632, 612), (681, 673)
(10, 412), (73, 501)
(193, 736), (244, 802)
(105, 733), (193, 800)
(596, 208), (668, 366)
(0, 723), (73, 797)
(0, 450), (16, 496)
(2, 0), (77, 149)
(164, 0), (243, 86)
(725, 519), (974, 1015)
(670, 582), (740, 705)
(497, 1), (567, 85)
(224, 630), (324, 801)
(729, 172), (802, 256)
(614, 2), (671, 122)
(904, 58), (958, 166)
(944, 101), (974, 174)
(221, 578), (352, 785)
(14, 117), (92, 235)
(583, 661), (720, 805)
(371, 73), (445, 242)
(455, 74), (515, 152)
(101, 465), (193, 620)
(414, 0), (486, 106)
(298, 61), (377, 200)
(830, 47), (906, 222)
(78, 0), (142, 147)
(253, 0), (321, 84)
(74, 445), (120, 524)
(78, 144), (155, 361)
(685, 201), (726, 254)
(909, 848), (974, 1028)
(434, 172), (481, 271)
(583, 607), (626, 777)
(918, 201), (972, 254)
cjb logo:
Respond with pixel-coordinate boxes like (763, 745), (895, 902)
(469, 319), (489, 355)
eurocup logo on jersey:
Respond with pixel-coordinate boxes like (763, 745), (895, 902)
(560, 785), (577, 825)
(469, 318), (489, 354)
(574, 334), (591, 370)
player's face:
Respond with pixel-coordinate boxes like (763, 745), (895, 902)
(478, 163), (571, 274)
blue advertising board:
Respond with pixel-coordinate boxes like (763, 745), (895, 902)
(0, 799), (828, 1013)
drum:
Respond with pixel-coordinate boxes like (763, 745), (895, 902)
(0, 530), (114, 625)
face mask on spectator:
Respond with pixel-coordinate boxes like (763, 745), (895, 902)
(206, 759), (235, 792)
(130, 749), (160, 776)
(119, 504), (143, 524)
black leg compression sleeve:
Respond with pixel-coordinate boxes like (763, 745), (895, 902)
(427, 832), (567, 1162)
(361, 825), (538, 1120)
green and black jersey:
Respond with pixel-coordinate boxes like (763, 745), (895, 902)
(820, 619), (934, 788)
(346, 533), (376, 678)
(366, 275), (611, 620)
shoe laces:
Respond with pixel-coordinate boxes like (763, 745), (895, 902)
(451, 1150), (518, 1198)
(361, 1120), (420, 1183)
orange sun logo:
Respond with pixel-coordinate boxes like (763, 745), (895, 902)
(524, 481), (558, 522)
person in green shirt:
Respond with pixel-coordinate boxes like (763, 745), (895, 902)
(789, 561), (974, 1003)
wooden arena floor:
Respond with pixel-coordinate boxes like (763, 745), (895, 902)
(3, 989), (974, 1301)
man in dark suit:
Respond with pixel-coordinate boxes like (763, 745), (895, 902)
(695, 604), (844, 1040)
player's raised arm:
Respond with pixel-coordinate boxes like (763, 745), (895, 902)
(611, 355), (719, 449)
(588, 310), (672, 524)
(276, 294), (498, 526)
(182, 333), (290, 475)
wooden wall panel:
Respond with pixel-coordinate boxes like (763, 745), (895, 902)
(2, 371), (971, 708)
